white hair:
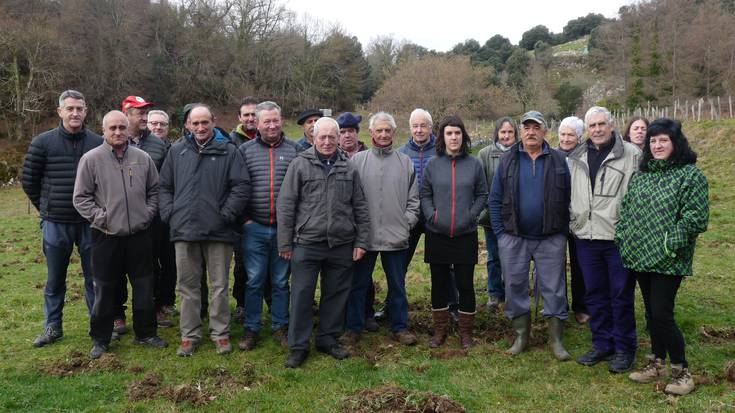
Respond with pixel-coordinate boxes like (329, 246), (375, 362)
(148, 110), (169, 122)
(313, 117), (339, 136)
(255, 101), (281, 119)
(559, 116), (584, 139)
(409, 108), (432, 127)
(102, 110), (129, 128)
(369, 112), (397, 130)
(584, 106), (613, 126)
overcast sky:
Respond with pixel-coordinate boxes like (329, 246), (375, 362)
(284, 0), (633, 51)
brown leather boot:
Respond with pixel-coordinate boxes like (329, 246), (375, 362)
(458, 311), (475, 349)
(428, 308), (449, 348)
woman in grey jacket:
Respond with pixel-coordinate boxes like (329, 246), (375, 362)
(421, 115), (488, 349)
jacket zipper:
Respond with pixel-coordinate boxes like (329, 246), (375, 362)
(269, 147), (275, 225)
(119, 161), (132, 234)
(450, 158), (456, 238)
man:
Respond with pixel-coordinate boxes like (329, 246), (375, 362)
(73, 110), (166, 359)
(277, 117), (370, 368)
(147, 110), (172, 142)
(489, 110), (572, 361)
(296, 109), (323, 151)
(122, 96), (154, 145)
(238, 101), (301, 351)
(569, 106), (641, 373)
(336, 112), (366, 158)
(22, 90), (103, 347)
(230, 96), (258, 147)
(344, 112), (420, 346)
(159, 104), (250, 356)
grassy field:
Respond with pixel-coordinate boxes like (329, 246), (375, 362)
(0, 121), (733, 412)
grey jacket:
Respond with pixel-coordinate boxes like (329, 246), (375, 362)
(567, 132), (641, 241)
(421, 153), (488, 237)
(350, 145), (420, 251)
(276, 147), (370, 251)
(476, 142), (507, 226)
(73, 142), (158, 236)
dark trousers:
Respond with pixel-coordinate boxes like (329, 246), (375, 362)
(288, 243), (353, 351)
(576, 238), (637, 353)
(232, 236), (246, 308)
(89, 229), (156, 345)
(567, 234), (587, 314)
(430, 264), (475, 313)
(153, 217), (177, 308)
(634, 271), (687, 367)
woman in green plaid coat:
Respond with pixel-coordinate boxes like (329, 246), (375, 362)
(615, 118), (709, 396)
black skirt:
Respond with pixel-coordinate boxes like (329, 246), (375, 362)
(424, 230), (478, 265)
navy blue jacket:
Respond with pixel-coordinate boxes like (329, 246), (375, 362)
(399, 135), (436, 187)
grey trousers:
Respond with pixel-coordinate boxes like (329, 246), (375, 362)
(497, 233), (568, 320)
(288, 243), (354, 351)
(175, 241), (233, 341)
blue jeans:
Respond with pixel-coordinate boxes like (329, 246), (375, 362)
(242, 222), (289, 332)
(346, 250), (409, 333)
(41, 221), (94, 328)
(484, 228), (504, 299)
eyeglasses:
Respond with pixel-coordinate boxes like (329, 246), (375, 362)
(148, 121), (169, 127)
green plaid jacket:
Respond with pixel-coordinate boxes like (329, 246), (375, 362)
(615, 160), (709, 276)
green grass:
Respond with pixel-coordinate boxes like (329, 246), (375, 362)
(0, 121), (733, 412)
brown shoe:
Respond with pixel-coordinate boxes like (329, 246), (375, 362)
(458, 311), (475, 349)
(272, 325), (289, 348)
(238, 330), (259, 351)
(629, 356), (667, 383)
(428, 308), (449, 348)
(392, 330), (417, 346)
(339, 330), (362, 346)
(177, 339), (200, 357)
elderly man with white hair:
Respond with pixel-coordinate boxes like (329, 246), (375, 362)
(568, 107), (641, 373)
(344, 112), (420, 346)
(276, 117), (370, 368)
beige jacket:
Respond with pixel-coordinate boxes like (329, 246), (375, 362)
(567, 133), (641, 240)
(74, 142), (159, 236)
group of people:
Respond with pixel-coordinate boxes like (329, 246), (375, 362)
(22, 90), (709, 396)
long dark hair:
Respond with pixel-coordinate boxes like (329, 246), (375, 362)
(493, 116), (518, 143)
(640, 118), (698, 172)
(436, 115), (471, 156)
(623, 116), (649, 142)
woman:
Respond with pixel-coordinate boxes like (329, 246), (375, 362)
(623, 116), (649, 150)
(477, 117), (518, 311)
(616, 118), (709, 396)
(421, 115), (488, 349)
(557, 117), (590, 325)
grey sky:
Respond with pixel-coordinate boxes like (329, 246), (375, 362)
(284, 0), (633, 51)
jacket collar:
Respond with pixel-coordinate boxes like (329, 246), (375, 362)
(407, 134), (436, 151)
(371, 145), (394, 156)
(58, 121), (87, 140)
(302, 146), (347, 166)
(255, 132), (286, 148)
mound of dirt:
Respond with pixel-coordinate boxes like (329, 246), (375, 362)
(343, 385), (465, 413)
(724, 361), (735, 383)
(128, 372), (213, 406)
(41, 350), (123, 377)
(128, 372), (164, 402)
(429, 348), (468, 360)
(699, 326), (735, 342)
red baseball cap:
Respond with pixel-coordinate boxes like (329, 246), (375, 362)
(121, 96), (154, 113)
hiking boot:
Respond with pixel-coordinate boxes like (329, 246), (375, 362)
(547, 317), (571, 361)
(577, 347), (614, 366)
(233, 306), (246, 324)
(665, 364), (695, 396)
(316, 343), (350, 360)
(33, 325), (63, 348)
(157, 310), (173, 328)
(214, 338), (232, 355)
(486, 296), (501, 311)
(113, 319), (128, 335)
(238, 330), (260, 351)
(507, 313), (531, 355)
(89, 342), (109, 359)
(272, 325), (289, 348)
(177, 339), (200, 357)
(339, 330), (361, 346)
(428, 308), (449, 348)
(574, 312), (590, 324)
(285, 350), (309, 368)
(608, 352), (636, 373)
(629, 356), (668, 383)
(111, 331), (121, 341)
(365, 317), (379, 332)
(160, 305), (179, 316)
(458, 311), (475, 349)
(392, 330), (417, 346)
(134, 336), (168, 348)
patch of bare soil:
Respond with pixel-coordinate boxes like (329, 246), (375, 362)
(429, 348), (468, 360)
(725, 361), (735, 383)
(342, 385), (466, 413)
(41, 351), (123, 377)
(699, 325), (735, 343)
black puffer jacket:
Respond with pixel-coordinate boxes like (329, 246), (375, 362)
(239, 133), (300, 226)
(130, 129), (170, 171)
(22, 123), (103, 223)
(159, 135), (250, 243)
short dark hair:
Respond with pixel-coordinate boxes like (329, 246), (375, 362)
(640, 118), (698, 171)
(493, 116), (518, 143)
(435, 115), (471, 156)
(239, 96), (258, 109)
(623, 116), (649, 142)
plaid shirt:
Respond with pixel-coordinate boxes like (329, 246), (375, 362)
(615, 160), (709, 276)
